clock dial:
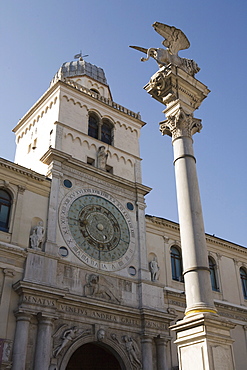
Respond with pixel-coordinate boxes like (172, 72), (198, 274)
(59, 189), (135, 271)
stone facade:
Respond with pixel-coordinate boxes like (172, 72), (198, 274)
(0, 59), (246, 369)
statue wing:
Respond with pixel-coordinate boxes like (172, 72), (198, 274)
(129, 45), (148, 54)
(152, 22), (190, 55)
(53, 324), (68, 339)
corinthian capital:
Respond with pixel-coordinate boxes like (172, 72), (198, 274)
(159, 107), (202, 139)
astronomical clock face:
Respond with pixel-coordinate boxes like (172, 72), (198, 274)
(59, 189), (135, 271)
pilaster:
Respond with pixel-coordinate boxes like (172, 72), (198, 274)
(0, 269), (16, 337)
(11, 185), (26, 244)
(45, 163), (63, 254)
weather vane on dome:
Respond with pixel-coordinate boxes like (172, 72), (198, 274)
(74, 51), (89, 61)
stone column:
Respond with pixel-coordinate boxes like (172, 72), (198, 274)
(34, 314), (54, 370)
(162, 111), (216, 315)
(141, 335), (153, 370)
(144, 61), (236, 368)
(144, 64), (214, 317)
(155, 336), (169, 370)
(12, 312), (31, 370)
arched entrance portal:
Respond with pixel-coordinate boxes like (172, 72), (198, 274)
(66, 343), (122, 370)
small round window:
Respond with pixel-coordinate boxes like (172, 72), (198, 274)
(128, 266), (136, 276)
(59, 246), (69, 257)
(127, 202), (134, 211)
(63, 179), (72, 188)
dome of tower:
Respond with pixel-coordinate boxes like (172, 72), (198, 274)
(50, 58), (108, 86)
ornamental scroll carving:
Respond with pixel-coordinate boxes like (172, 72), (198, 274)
(159, 107), (202, 139)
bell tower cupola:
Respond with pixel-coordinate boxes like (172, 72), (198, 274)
(13, 57), (145, 183)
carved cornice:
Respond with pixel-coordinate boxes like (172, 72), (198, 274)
(145, 215), (180, 232)
(159, 107), (202, 139)
(144, 65), (210, 110)
(146, 215), (247, 254)
(0, 158), (49, 183)
(61, 78), (143, 122)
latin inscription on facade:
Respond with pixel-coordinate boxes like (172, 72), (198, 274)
(23, 295), (56, 307)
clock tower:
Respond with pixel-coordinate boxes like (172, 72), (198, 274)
(11, 57), (174, 370)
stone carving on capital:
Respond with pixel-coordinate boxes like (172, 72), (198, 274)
(17, 185), (26, 194)
(154, 334), (171, 347)
(52, 324), (91, 358)
(163, 236), (170, 244)
(3, 268), (15, 278)
(160, 107), (202, 139)
(84, 273), (121, 303)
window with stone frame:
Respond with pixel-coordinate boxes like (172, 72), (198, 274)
(101, 119), (113, 145)
(170, 246), (183, 282)
(88, 113), (99, 139)
(0, 189), (12, 232)
(208, 256), (219, 291)
(88, 113), (113, 145)
(240, 267), (247, 299)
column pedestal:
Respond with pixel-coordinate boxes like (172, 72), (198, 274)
(171, 313), (236, 370)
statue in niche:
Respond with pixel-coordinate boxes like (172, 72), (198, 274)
(130, 22), (200, 76)
(97, 146), (108, 170)
(122, 335), (142, 369)
(53, 325), (90, 358)
(30, 221), (45, 249)
(84, 274), (120, 303)
(149, 257), (159, 281)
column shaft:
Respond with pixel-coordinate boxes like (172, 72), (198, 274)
(34, 315), (53, 370)
(172, 136), (215, 314)
(155, 337), (168, 370)
(12, 313), (31, 370)
(141, 336), (153, 370)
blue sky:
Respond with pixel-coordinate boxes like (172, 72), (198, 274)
(1, 0), (247, 246)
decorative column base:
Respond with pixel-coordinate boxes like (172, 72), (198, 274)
(171, 313), (236, 370)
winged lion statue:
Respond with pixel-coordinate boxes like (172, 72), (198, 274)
(130, 22), (200, 76)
